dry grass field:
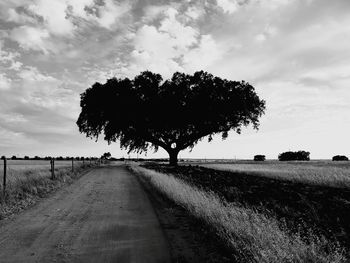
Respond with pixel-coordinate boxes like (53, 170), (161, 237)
(0, 160), (90, 213)
(199, 160), (350, 188)
(131, 164), (347, 262)
(2, 160), (84, 183)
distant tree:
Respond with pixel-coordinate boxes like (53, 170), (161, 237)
(24, 156), (30, 160)
(11, 155), (17, 160)
(44, 156), (51, 160)
(254, 155), (266, 161)
(75, 157), (80, 160)
(278, 151), (310, 161)
(332, 155), (349, 161)
(77, 71), (266, 165)
(101, 152), (111, 159)
(57, 156), (64, 160)
(33, 156), (41, 160)
(1, 156), (5, 160)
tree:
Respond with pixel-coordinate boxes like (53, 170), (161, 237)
(24, 156), (30, 160)
(77, 71), (266, 165)
(332, 155), (348, 161)
(254, 155), (266, 161)
(11, 155), (17, 160)
(101, 152), (111, 159)
(278, 151), (310, 161)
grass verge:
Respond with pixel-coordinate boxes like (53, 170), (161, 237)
(0, 164), (95, 219)
(131, 164), (232, 262)
(130, 164), (347, 263)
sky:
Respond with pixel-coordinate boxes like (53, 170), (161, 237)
(0, 0), (349, 160)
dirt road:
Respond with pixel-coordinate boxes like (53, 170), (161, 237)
(0, 165), (170, 263)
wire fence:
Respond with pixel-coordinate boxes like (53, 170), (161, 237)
(1, 158), (101, 200)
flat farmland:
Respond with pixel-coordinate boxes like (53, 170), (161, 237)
(146, 160), (350, 262)
(2, 160), (84, 183)
(198, 160), (350, 188)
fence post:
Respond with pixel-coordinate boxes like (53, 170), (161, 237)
(51, 158), (55, 180)
(71, 158), (74, 173)
(3, 158), (7, 201)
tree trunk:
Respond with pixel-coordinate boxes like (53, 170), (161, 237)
(168, 150), (179, 166)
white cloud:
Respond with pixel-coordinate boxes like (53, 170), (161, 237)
(255, 25), (278, 42)
(255, 34), (266, 42)
(183, 35), (222, 71)
(5, 0), (131, 48)
(125, 7), (210, 77)
(142, 5), (170, 21)
(0, 113), (27, 124)
(28, 0), (75, 36)
(10, 26), (50, 53)
(216, 0), (239, 14)
(257, 0), (293, 10)
(128, 49), (183, 78)
(0, 41), (23, 71)
(0, 127), (33, 148)
(6, 8), (37, 24)
(0, 74), (12, 90)
(18, 66), (57, 82)
(185, 5), (205, 20)
(66, 0), (95, 19)
(159, 8), (199, 48)
(10, 66), (79, 115)
(94, 0), (131, 29)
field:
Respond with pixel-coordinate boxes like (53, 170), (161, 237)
(2, 160), (85, 183)
(138, 160), (350, 262)
(199, 160), (350, 188)
(0, 160), (92, 216)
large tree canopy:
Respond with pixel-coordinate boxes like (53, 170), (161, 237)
(77, 71), (266, 165)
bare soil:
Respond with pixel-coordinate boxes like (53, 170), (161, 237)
(0, 165), (170, 263)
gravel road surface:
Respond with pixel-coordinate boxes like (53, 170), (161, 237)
(0, 165), (170, 263)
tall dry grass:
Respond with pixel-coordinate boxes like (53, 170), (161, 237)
(3, 160), (85, 183)
(130, 165), (346, 263)
(0, 163), (91, 209)
(201, 162), (350, 188)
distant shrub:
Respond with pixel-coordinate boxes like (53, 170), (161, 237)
(254, 155), (266, 161)
(278, 151), (310, 161)
(24, 156), (30, 160)
(11, 155), (17, 160)
(332, 155), (349, 161)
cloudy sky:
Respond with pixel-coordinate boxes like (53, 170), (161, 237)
(0, 0), (349, 159)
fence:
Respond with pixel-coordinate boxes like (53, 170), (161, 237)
(1, 158), (101, 201)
